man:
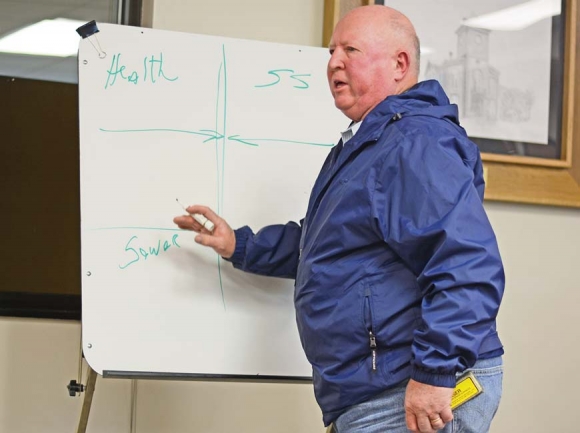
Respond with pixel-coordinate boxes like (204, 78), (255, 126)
(174, 5), (504, 433)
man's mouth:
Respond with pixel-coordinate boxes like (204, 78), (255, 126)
(334, 80), (347, 90)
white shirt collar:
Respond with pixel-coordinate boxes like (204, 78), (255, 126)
(340, 121), (362, 144)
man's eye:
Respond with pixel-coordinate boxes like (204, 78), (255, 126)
(329, 49), (335, 55)
(346, 46), (357, 52)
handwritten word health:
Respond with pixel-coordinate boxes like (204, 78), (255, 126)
(105, 53), (178, 89)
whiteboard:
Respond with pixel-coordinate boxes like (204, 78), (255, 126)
(78, 23), (346, 378)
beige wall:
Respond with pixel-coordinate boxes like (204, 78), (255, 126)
(486, 202), (580, 432)
(0, 318), (131, 433)
(151, 0), (324, 46)
(2, 1), (580, 432)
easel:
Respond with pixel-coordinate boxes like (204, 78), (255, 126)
(67, 365), (137, 433)
(67, 347), (138, 433)
(68, 365), (97, 433)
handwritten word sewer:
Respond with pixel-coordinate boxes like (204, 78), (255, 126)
(119, 234), (180, 269)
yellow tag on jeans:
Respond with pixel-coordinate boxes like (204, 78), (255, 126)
(451, 371), (483, 409)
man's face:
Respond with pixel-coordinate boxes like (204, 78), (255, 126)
(327, 15), (397, 121)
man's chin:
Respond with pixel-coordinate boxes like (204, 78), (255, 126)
(334, 103), (357, 120)
(333, 99), (352, 113)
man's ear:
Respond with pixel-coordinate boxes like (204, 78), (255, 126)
(394, 50), (412, 81)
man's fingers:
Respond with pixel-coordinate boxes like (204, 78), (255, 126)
(407, 408), (450, 432)
(173, 205), (235, 257)
(429, 414), (445, 431)
(440, 407), (453, 423)
(194, 233), (213, 246)
(185, 205), (220, 225)
(406, 412), (418, 432)
(404, 380), (454, 432)
(173, 215), (205, 232)
(174, 205), (220, 231)
(194, 233), (229, 256)
(417, 415), (435, 432)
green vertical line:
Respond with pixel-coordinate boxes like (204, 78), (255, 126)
(215, 61), (222, 214)
(217, 256), (226, 311)
(218, 45), (229, 310)
(214, 48), (227, 311)
(220, 44), (227, 215)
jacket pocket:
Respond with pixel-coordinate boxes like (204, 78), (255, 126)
(363, 288), (378, 372)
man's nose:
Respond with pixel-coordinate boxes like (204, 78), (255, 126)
(328, 50), (344, 70)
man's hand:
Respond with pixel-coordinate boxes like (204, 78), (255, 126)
(173, 205), (236, 258)
(405, 379), (454, 432)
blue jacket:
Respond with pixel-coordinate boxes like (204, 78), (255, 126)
(228, 80), (504, 425)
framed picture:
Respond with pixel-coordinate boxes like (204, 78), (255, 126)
(323, 0), (580, 208)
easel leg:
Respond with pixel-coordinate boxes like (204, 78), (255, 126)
(76, 366), (98, 433)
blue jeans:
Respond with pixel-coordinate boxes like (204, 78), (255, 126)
(332, 357), (503, 433)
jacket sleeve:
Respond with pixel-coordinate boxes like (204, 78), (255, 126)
(373, 131), (505, 388)
(225, 222), (302, 279)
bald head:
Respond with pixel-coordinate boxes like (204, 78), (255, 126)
(338, 6), (420, 78)
(327, 5), (420, 121)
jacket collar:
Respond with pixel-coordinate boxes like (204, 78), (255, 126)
(355, 79), (460, 144)
(307, 80), (459, 222)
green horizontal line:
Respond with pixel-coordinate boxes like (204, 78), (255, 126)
(87, 227), (183, 232)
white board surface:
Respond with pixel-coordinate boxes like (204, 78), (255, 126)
(79, 23), (346, 378)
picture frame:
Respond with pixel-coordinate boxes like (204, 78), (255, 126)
(323, 0), (580, 208)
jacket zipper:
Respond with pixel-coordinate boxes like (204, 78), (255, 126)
(369, 330), (377, 372)
(364, 289), (377, 372)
